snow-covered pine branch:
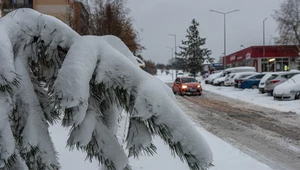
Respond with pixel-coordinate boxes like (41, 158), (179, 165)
(0, 8), (213, 170)
(53, 35), (213, 170)
(0, 8), (78, 169)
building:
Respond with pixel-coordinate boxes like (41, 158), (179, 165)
(33, 0), (71, 22)
(223, 45), (299, 72)
(1, 0), (82, 22)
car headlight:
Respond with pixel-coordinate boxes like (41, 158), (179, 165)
(182, 85), (188, 89)
(197, 85), (201, 88)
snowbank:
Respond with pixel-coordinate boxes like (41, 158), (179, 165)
(202, 84), (300, 114)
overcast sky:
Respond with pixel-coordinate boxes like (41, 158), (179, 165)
(127, 0), (285, 64)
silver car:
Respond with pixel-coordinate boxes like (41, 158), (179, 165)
(273, 74), (300, 100)
(264, 72), (300, 96)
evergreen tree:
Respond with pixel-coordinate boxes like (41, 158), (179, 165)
(177, 19), (211, 77)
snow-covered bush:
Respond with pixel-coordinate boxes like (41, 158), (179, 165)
(0, 9), (212, 170)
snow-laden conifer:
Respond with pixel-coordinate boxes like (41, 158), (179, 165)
(0, 9), (213, 170)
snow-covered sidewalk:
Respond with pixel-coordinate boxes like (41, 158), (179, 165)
(202, 83), (300, 114)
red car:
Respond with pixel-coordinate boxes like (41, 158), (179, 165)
(172, 77), (202, 96)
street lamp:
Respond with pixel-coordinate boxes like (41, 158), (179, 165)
(166, 46), (174, 80)
(169, 34), (177, 77)
(210, 9), (239, 69)
(263, 17), (268, 72)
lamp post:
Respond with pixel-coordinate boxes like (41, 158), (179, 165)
(166, 46), (174, 80)
(263, 17), (268, 72)
(169, 34), (177, 77)
(210, 9), (239, 69)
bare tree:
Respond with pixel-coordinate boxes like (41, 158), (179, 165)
(274, 0), (300, 48)
(68, 0), (144, 54)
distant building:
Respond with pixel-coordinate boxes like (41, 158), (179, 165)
(223, 45), (299, 72)
(0, 0), (86, 29)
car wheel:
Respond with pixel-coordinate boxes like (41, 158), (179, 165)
(172, 87), (176, 94)
(220, 82), (224, 86)
(251, 84), (258, 89)
(295, 92), (300, 100)
(198, 93), (202, 96)
(179, 89), (184, 96)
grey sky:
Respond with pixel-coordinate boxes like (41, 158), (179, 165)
(127, 0), (285, 64)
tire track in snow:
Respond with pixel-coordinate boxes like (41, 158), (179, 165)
(175, 92), (300, 170)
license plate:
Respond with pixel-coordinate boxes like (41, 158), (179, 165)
(190, 88), (196, 92)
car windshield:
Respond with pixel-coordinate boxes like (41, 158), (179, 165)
(267, 74), (278, 80)
(182, 78), (197, 83)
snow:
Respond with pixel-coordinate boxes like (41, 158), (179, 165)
(202, 83), (300, 114)
(51, 34), (213, 169)
(50, 115), (273, 170)
(0, 92), (14, 167)
(47, 70), (274, 170)
(128, 125), (273, 170)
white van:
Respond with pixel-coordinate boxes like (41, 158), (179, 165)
(223, 66), (256, 76)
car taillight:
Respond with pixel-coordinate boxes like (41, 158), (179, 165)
(235, 79), (238, 83)
(270, 80), (280, 84)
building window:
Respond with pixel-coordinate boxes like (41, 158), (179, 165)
(264, 58), (290, 72)
(261, 59), (268, 72)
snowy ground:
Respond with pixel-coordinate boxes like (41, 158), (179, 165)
(50, 119), (273, 170)
(201, 82), (300, 114)
(49, 70), (275, 170)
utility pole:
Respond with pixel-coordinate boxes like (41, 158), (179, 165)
(210, 9), (239, 69)
(263, 17), (268, 72)
(166, 46), (174, 80)
(169, 34), (177, 78)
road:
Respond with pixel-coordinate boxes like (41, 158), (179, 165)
(175, 90), (300, 170)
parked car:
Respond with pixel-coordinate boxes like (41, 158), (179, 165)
(238, 73), (265, 89)
(204, 71), (223, 84)
(264, 72), (300, 96)
(224, 73), (236, 86)
(258, 72), (276, 93)
(213, 76), (227, 86)
(273, 74), (300, 100)
(233, 72), (258, 88)
(210, 72), (224, 85)
(177, 72), (184, 77)
(172, 77), (202, 95)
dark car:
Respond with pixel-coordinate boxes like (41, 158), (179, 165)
(172, 77), (202, 96)
(238, 74), (265, 89)
(234, 73), (257, 88)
